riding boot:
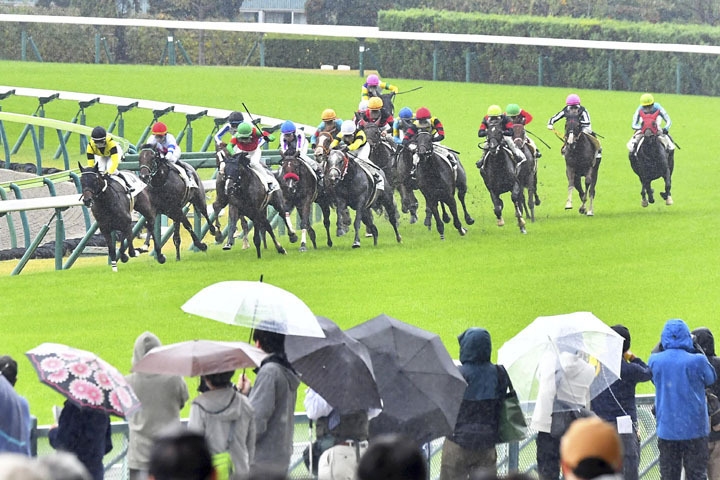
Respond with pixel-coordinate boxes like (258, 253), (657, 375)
(536, 149), (542, 159)
(113, 174), (134, 194)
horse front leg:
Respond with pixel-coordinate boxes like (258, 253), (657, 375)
(511, 181), (527, 234)
(172, 222), (182, 261)
(320, 202), (333, 247)
(279, 201), (299, 244)
(352, 206), (363, 248)
(223, 205), (238, 250)
(428, 199), (445, 240)
(456, 181), (475, 226)
(211, 197), (226, 244)
(239, 216), (250, 250)
(361, 209), (379, 247)
(194, 195), (216, 238)
(179, 211), (207, 253)
(586, 167), (599, 216)
(299, 201), (316, 251)
(382, 192), (402, 243)
(565, 165), (575, 210)
(262, 217), (286, 256)
(490, 192), (504, 227)
(103, 231), (119, 272)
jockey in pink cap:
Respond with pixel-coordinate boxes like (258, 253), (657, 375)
(361, 74), (399, 101)
(547, 93), (602, 161)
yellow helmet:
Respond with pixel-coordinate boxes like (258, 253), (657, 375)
(368, 97), (383, 111)
(640, 93), (654, 106)
(487, 105), (502, 117)
(321, 109), (336, 121)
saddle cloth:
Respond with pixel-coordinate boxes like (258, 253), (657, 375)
(433, 144), (458, 183)
(170, 162), (198, 190)
(115, 171), (146, 197)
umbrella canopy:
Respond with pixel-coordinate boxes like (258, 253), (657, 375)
(286, 316), (382, 413)
(131, 339), (268, 377)
(347, 314), (467, 445)
(181, 281), (325, 338)
(26, 343), (140, 418)
(497, 312), (624, 410)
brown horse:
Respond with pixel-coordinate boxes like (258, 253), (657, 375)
(562, 113), (600, 216)
(314, 132), (351, 237)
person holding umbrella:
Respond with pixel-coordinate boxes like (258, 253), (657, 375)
(0, 355), (31, 456)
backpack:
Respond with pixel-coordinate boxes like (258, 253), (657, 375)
(212, 421), (235, 480)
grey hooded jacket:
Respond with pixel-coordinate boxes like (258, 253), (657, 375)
(125, 332), (189, 471)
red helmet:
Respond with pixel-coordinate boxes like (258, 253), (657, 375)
(151, 122), (168, 135)
(416, 107), (431, 120)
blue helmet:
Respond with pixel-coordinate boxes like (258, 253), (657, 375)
(398, 107), (413, 119)
(280, 120), (296, 134)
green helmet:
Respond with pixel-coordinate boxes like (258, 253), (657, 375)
(487, 105), (502, 117)
(236, 122), (253, 139)
(640, 93), (654, 106)
(506, 104), (521, 116)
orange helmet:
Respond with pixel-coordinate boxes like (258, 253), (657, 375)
(321, 109), (337, 121)
(151, 122), (168, 136)
(368, 97), (383, 111)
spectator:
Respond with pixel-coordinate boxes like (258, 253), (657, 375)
(531, 348), (596, 480)
(189, 370), (255, 478)
(356, 434), (427, 480)
(440, 327), (506, 479)
(560, 417), (623, 480)
(48, 400), (112, 480)
(148, 430), (214, 480)
(242, 330), (299, 472)
(649, 318), (717, 480)
(591, 324), (652, 480)
(0, 355), (32, 456)
(242, 466), (289, 480)
(126, 332), (189, 480)
(0, 453), (48, 480)
(692, 326), (720, 480)
(37, 452), (92, 480)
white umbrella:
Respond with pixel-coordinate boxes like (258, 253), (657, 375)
(181, 281), (325, 338)
(497, 312), (624, 410)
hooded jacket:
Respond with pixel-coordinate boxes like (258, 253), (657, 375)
(691, 327), (720, 441)
(0, 375), (31, 455)
(450, 328), (505, 449)
(249, 354), (300, 471)
(189, 386), (256, 476)
(125, 332), (189, 471)
(649, 319), (717, 440)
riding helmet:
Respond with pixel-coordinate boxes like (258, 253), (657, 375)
(340, 120), (356, 135)
(486, 105), (502, 117)
(91, 126), (107, 142)
(366, 74), (380, 86)
(228, 111), (244, 125)
(416, 107), (431, 119)
(281, 120), (296, 134)
(640, 93), (654, 106)
(236, 122), (254, 139)
(321, 109), (337, 121)
(151, 122), (168, 136)
(398, 107), (413, 119)
(358, 100), (369, 112)
(506, 104), (521, 116)
(368, 97), (383, 111)
(565, 94), (581, 105)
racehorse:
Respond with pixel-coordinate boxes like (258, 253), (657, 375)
(629, 128), (673, 207)
(512, 124), (540, 222)
(314, 132), (351, 236)
(279, 150), (333, 250)
(413, 131), (471, 239)
(563, 113), (600, 216)
(78, 163), (166, 271)
(214, 151), (297, 258)
(323, 149), (402, 248)
(477, 124), (527, 233)
(213, 142), (252, 250)
(137, 144), (216, 260)
(394, 145), (420, 224)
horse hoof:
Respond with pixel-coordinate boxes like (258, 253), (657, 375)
(336, 229), (346, 237)
(641, 199), (648, 208)
(648, 196), (655, 204)
(214, 233), (224, 243)
(497, 218), (505, 227)
(440, 234), (445, 240)
(157, 254), (166, 264)
(586, 211), (594, 217)
(198, 243), (208, 252)
(579, 207), (586, 215)
(442, 214), (451, 224)
(365, 232), (374, 238)
(459, 228), (467, 236)
(352, 242), (361, 249)
(410, 214), (418, 224)
(120, 253), (129, 263)
(278, 247), (287, 255)
(666, 196), (673, 205)
(396, 235), (402, 243)
(465, 217), (475, 226)
(660, 191), (668, 200)
(112, 266), (118, 272)
(242, 240), (250, 250)
(565, 203), (572, 210)
(521, 227), (527, 234)
(535, 198), (541, 206)
(299, 244), (307, 252)
(223, 244), (232, 251)
(289, 233), (298, 243)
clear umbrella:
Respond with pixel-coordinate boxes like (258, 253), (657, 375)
(181, 281), (325, 338)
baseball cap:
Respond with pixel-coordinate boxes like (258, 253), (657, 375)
(561, 417), (622, 479)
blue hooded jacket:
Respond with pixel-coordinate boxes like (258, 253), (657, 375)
(649, 319), (717, 440)
(0, 375), (31, 455)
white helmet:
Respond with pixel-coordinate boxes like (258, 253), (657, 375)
(341, 120), (356, 135)
(358, 100), (369, 113)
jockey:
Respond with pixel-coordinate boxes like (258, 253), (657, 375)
(393, 107), (414, 145)
(627, 93), (675, 156)
(310, 109), (343, 149)
(477, 105), (526, 170)
(86, 126), (134, 192)
(506, 103), (541, 159)
(359, 97), (393, 135)
(214, 111), (244, 145)
(330, 120), (373, 164)
(361, 74), (398, 101)
(279, 120), (323, 181)
(228, 122), (279, 193)
(146, 122), (197, 188)
(401, 107), (456, 177)
(547, 94), (602, 162)
(354, 100), (369, 124)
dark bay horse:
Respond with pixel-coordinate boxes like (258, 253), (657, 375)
(279, 150), (333, 251)
(563, 113), (600, 216)
(413, 131), (471, 239)
(630, 128), (673, 207)
(477, 125), (526, 233)
(137, 145), (216, 260)
(314, 132), (351, 236)
(512, 124), (540, 222)
(394, 145), (420, 223)
(79, 163), (165, 271)
(215, 152), (297, 258)
(214, 142), (252, 249)
(323, 149), (402, 248)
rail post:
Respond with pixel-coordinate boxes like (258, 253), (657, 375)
(0, 91), (14, 167)
(538, 55), (543, 87)
(167, 30), (176, 66)
(259, 33), (265, 67)
(95, 33), (101, 64)
(21, 30), (27, 61)
(608, 55), (613, 90)
(465, 49), (471, 83)
(432, 43), (438, 81)
(676, 61), (682, 94)
(358, 38), (365, 77)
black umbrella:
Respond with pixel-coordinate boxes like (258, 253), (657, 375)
(346, 314), (467, 445)
(286, 316), (382, 413)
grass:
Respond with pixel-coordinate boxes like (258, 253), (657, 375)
(1, 61), (718, 424)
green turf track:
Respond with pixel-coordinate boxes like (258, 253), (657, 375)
(1, 61), (718, 424)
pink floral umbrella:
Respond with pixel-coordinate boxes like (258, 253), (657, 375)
(25, 343), (140, 418)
